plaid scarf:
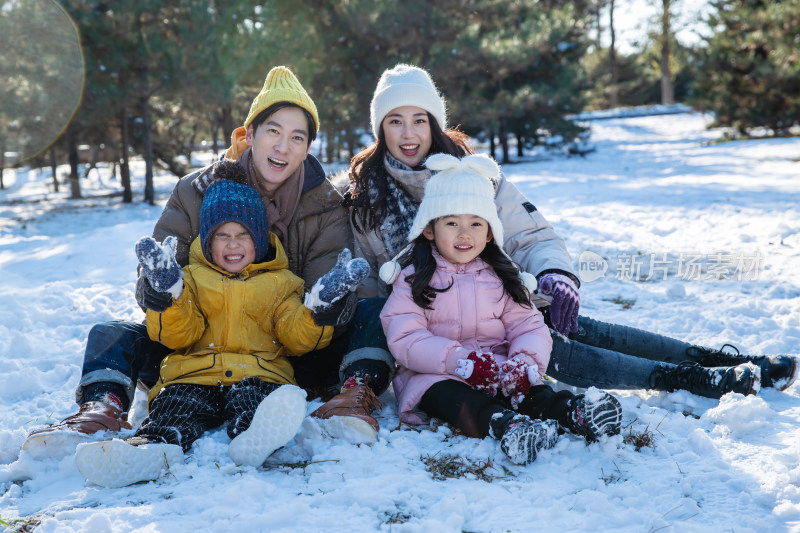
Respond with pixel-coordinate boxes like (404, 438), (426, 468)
(369, 153), (433, 257)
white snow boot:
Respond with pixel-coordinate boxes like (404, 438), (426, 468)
(228, 384), (307, 467)
(75, 437), (183, 488)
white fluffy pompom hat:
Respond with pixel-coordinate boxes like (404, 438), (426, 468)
(379, 153), (537, 293)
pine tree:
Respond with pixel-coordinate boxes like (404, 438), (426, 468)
(693, 0), (800, 135)
(430, 0), (590, 162)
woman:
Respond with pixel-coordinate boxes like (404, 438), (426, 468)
(309, 64), (795, 442)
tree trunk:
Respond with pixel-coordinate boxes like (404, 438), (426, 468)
(84, 145), (100, 178)
(660, 0), (675, 105)
(325, 131), (335, 164)
(221, 104), (234, 143)
(608, 0), (619, 108)
(141, 95), (155, 205)
(186, 123), (199, 169)
(120, 105), (132, 203)
(211, 112), (220, 156)
(67, 128), (82, 199)
(516, 133), (524, 157)
(489, 132), (496, 160)
(499, 117), (510, 164)
(50, 145), (59, 192)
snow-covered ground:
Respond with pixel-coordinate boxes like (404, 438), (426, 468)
(1, 112), (799, 532)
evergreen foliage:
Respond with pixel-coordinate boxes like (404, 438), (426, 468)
(692, 0), (800, 135)
(7, 0), (793, 198)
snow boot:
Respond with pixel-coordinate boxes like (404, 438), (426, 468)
(75, 436), (183, 488)
(228, 385), (307, 467)
(23, 401), (132, 457)
(564, 388), (623, 443)
(649, 361), (760, 399)
(490, 412), (558, 465)
(310, 375), (383, 443)
(686, 344), (797, 391)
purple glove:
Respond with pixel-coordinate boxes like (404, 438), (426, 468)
(537, 273), (579, 335)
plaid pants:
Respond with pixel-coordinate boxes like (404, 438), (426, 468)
(135, 377), (280, 452)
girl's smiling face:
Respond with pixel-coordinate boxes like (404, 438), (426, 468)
(381, 106), (433, 168)
(423, 214), (493, 266)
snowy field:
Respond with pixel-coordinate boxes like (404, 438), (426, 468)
(1, 112), (799, 532)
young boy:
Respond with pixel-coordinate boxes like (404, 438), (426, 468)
(22, 66), (353, 458)
(75, 169), (368, 488)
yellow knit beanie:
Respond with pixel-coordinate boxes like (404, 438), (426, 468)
(243, 66), (319, 133)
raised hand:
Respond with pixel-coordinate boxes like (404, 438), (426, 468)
(135, 272), (175, 312)
(135, 236), (184, 301)
(304, 249), (370, 327)
(537, 273), (580, 335)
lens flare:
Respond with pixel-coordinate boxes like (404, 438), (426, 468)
(0, 0), (85, 166)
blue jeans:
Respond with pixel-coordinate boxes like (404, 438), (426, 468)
(547, 315), (694, 390)
(78, 308), (696, 408)
(350, 305), (698, 392)
(78, 321), (170, 408)
(340, 297), (392, 373)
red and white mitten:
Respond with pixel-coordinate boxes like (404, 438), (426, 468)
(455, 351), (501, 395)
(500, 358), (540, 409)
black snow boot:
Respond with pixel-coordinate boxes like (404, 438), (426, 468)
(490, 411), (558, 465)
(649, 361), (760, 399)
(686, 344), (797, 391)
(563, 390), (623, 443)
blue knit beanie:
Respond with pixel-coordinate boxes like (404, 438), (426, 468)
(199, 179), (269, 264)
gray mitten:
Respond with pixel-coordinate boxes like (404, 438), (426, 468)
(135, 272), (174, 312)
(303, 249), (369, 327)
(135, 236), (184, 300)
(304, 249), (369, 308)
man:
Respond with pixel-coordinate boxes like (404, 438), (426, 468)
(24, 66), (354, 452)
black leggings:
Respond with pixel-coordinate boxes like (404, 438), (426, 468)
(419, 379), (577, 439)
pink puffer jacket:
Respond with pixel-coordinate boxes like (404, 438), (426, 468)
(380, 250), (552, 424)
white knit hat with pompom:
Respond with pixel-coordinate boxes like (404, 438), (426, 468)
(378, 153), (537, 294)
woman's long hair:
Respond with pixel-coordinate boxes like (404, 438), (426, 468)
(347, 114), (473, 233)
(405, 232), (532, 310)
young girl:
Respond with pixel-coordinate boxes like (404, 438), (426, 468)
(379, 153), (623, 465)
(314, 64), (777, 443)
(75, 167), (368, 487)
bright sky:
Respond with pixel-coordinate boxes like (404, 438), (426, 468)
(601, 0), (713, 54)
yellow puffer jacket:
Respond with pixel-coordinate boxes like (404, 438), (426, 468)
(145, 234), (332, 406)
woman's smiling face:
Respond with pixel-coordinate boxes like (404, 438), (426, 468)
(381, 106), (433, 168)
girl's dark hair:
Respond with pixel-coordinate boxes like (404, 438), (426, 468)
(348, 113), (474, 233)
(405, 231), (532, 310)
(250, 102), (317, 145)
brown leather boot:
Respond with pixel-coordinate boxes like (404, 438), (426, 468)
(23, 401), (133, 456)
(310, 377), (383, 434)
